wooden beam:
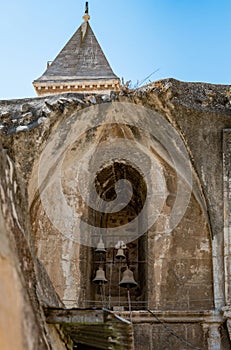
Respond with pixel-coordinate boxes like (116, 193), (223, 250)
(44, 308), (105, 324)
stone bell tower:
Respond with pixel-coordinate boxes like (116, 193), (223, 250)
(2, 2), (231, 350)
(33, 2), (121, 96)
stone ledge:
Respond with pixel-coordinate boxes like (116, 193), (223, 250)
(116, 309), (224, 324)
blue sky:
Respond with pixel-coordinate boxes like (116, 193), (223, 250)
(0, 0), (230, 99)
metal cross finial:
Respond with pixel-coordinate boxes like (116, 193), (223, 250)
(85, 2), (89, 15)
(83, 1), (90, 21)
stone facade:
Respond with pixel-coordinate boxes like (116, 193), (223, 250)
(1, 78), (231, 349)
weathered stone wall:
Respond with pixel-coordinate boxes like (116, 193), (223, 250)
(133, 322), (207, 350)
(148, 193), (213, 311)
(20, 99), (212, 315)
(0, 145), (72, 349)
(1, 79), (231, 349)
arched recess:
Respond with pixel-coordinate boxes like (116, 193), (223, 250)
(28, 102), (214, 311)
(86, 160), (148, 310)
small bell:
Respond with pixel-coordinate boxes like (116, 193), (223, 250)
(119, 267), (137, 289)
(93, 267), (108, 284)
(115, 248), (126, 260)
(95, 236), (106, 254)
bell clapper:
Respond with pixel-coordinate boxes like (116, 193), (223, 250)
(118, 264), (121, 307)
(127, 288), (132, 323)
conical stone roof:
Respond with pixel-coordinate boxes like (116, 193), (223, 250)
(33, 16), (120, 96)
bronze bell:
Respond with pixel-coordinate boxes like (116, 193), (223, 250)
(93, 267), (108, 284)
(95, 236), (106, 253)
(115, 248), (126, 260)
(119, 267), (138, 289)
